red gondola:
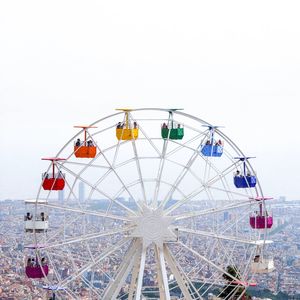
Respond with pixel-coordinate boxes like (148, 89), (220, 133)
(42, 158), (66, 190)
(74, 125), (97, 158)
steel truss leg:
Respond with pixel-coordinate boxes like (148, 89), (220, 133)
(102, 240), (140, 299)
(128, 241), (143, 300)
(164, 245), (202, 300)
(134, 245), (147, 300)
(155, 245), (171, 300)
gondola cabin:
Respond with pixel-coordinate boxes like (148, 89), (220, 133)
(250, 256), (275, 274)
(249, 197), (273, 229)
(42, 158), (66, 190)
(161, 108), (184, 140)
(250, 215), (273, 229)
(233, 157), (257, 188)
(161, 124), (184, 140)
(42, 173), (65, 190)
(200, 125), (223, 157)
(26, 264), (49, 279)
(25, 244), (49, 278)
(201, 144), (223, 157)
(74, 125), (97, 158)
(24, 199), (48, 233)
(74, 144), (96, 158)
(116, 109), (139, 140)
(234, 175), (256, 188)
(116, 127), (139, 140)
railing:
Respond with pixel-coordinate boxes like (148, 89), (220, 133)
(42, 172), (65, 179)
(116, 124), (139, 129)
(161, 123), (184, 129)
(74, 141), (97, 146)
(24, 215), (49, 221)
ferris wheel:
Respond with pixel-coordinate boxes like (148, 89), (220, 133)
(24, 108), (274, 300)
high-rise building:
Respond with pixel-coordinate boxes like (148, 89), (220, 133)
(58, 189), (64, 203)
(279, 196), (286, 202)
(79, 182), (85, 201)
(223, 211), (229, 221)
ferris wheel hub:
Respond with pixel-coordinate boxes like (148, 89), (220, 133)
(129, 206), (177, 248)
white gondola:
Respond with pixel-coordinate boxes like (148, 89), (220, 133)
(24, 199), (48, 233)
(250, 256), (275, 273)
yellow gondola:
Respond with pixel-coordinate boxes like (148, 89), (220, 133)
(116, 109), (139, 140)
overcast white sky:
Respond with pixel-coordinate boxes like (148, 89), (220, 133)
(0, 0), (299, 200)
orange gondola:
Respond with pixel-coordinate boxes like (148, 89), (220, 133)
(74, 125), (97, 158)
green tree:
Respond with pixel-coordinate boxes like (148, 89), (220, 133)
(220, 265), (252, 300)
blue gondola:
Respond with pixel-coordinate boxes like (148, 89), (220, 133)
(200, 125), (224, 157)
(234, 175), (256, 188)
(201, 144), (223, 157)
(233, 157), (257, 188)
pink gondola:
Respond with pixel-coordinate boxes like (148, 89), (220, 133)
(249, 197), (273, 229)
(25, 265), (49, 279)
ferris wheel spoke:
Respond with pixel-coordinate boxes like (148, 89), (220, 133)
(42, 202), (130, 221)
(160, 151), (199, 210)
(178, 241), (243, 284)
(153, 139), (169, 209)
(59, 164), (137, 216)
(96, 142), (144, 213)
(63, 160), (111, 169)
(152, 112), (173, 209)
(114, 157), (159, 170)
(177, 227), (267, 246)
(165, 133), (204, 159)
(60, 238), (130, 288)
(91, 123), (117, 136)
(112, 138), (123, 168)
(129, 113), (162, 156)
(43, 226), (133, 250)
(165, 162), (238, 215)
(174, 199), (253, 221)
(131, 139), (147, 204)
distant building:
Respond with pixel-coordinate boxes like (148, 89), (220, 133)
(279, 196), (286, 202)
(223, 211), (229, 221)
(58, 189), (64, 203)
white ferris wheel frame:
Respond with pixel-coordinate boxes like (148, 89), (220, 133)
(26, 108), (272, 300)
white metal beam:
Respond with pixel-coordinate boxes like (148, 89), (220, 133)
(154, 246), (167, 300)
(102, 240), (140, 299)
(158, 247), (171, 300)
(179, 242), (242, 283)
(178, 227), (273, 246)
(60, 238), (129, 287)
(128, 242), (143, 300)
(163, 245), (193, 300)
(174, 199), (253, 221)
(134, 246), (147, 300)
